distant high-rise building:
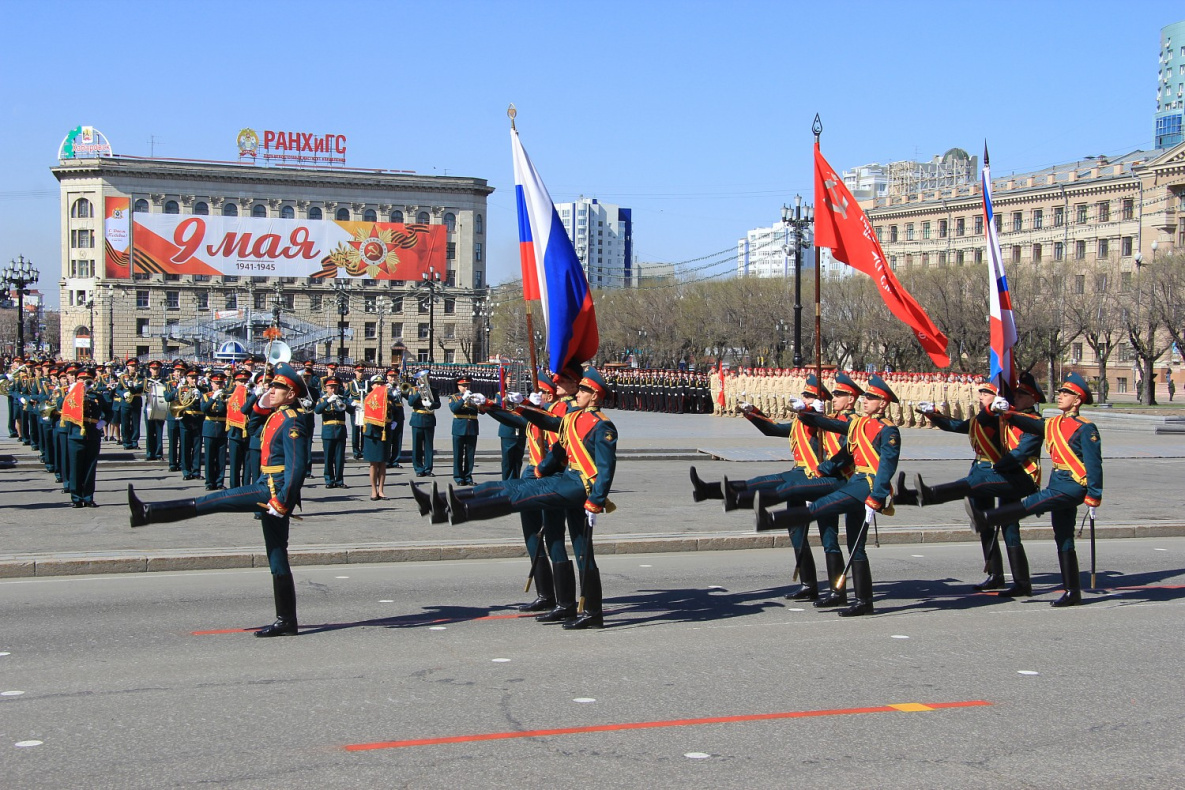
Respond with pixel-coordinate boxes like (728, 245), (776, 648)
(554, 197), (633, 289)
(630, 261), (677, 288)
(1155, 21), (1185, 149)
(843, 163), (890, 201)
(736, 219), (848, 280)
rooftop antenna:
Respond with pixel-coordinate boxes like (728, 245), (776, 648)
(148, 135), (162, 157)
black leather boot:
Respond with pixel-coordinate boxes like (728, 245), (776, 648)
(448, 487), (514, 525)
(128, 484), (196, 528)
(429, 483), (449, 524)
(520, 555), (556, 612)
(564, 567), (604, 630)
(917, 474), (972, 507)
(997, 545), (1032, 597)
(814, 553), (848, 608)
(894, 472), (919, 506)
(973, 530), (1006, 590)
(409, 480), (432, 516)
(965, 500), (1028, 533)
(838, 560), (874, 617)
(721, 476), (754, 512)
(537, 560), (577, 623)
(1051, 550), (1082, 607)
(256, 574), (298, 637)
(689, 466), (724, 502)
(784, 534), (818, 600)
(755, 491), (812, 532)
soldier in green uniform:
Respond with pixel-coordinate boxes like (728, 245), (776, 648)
(62, 368), (113, 508)
(164, 362), (184, 471)
(314, 374), (351, 488)
(53, 365), (76, 489)
(408, 371), (440, 477)
(225, 369), (252, 489)
(169, 367), (205, 480)
(450, 376), (480, 485)
(129, 362), (310, 636)
(348, 364), (368, 459)
(143, 361), (166, 461)
(200, 371), (230, 490)
(120, 358), (144, 450)
(384, 368), (406, 469)
(966, 372), (1103, 607)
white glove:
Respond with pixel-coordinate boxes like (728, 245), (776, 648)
(389, 421), (398, 429)
(811, 399), (825, 413)
(528, 391), (543, 406)
(1088, 506), (1097, 520)
(917, 401), (934, 414)
(417, 370), (430, 379)
(506, 391), (525, 405)
(468, 393), (486, 407)
(991, 396), (1010, 414)
(96, 419), (107, 431)
(739, 400), (755, 413)
(864, 504), (877, 523)
(254, 384), (265, 397)
(266, 504), (283, 518)
(19, 397), (26, 405)
(788, 397), (805, 412)
(586, 512), (597, 528)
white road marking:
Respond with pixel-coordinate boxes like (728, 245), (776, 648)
(1017, 670), (1039, 675)
(684, 752), (711, 759)
(573, 698), (596, 703)
(14, 740), (42, 748)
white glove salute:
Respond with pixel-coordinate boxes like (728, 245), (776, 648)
(506, 391), (525, 405)
(468, 393), (486, 407)
(528, 391), (543, 406)
(991, 396), (1010, 414)
(254, 384), (265, 396)
(916, 401), (934, 414)
(811, 399), (825, 413)
(787, 397), (805, 412)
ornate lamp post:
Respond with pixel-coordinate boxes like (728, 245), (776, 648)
(333, 280), (351, 365)
(1, 256), (40, 356)
(376, 295), (391, 368)
(781, 196), (814, 368)
(418, 267), (443, 364)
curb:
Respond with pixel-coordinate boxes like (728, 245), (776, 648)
(2, 523), (1182, 579)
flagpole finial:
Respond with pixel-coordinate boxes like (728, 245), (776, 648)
(812, 114), (823, 139)
(507, 104), (517, 131)
(983, 140), (989, 166)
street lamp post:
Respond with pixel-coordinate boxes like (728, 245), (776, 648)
(376, 295), (391, 368)
(473, 293), (492, 363)
(86, 297), (96, 361)
(106, 284), (115, 361)
(333, 280), (351, 365)
(781, 197), (813, 368)
(775, 318), (788, 367)
(1, 255), (40, 357)
(419, 268), (443, 364)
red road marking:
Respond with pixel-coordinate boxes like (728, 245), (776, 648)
(343, 699), (991, 752)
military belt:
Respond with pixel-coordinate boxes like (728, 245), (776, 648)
(455, 415), (477, 420)
(261, 464), (285, 474)
(414, 409), (432, 414)
(323, 419), (345, 424)
(205, 416), (226, 422)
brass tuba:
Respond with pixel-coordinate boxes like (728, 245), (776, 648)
(415, 369), (435, 407)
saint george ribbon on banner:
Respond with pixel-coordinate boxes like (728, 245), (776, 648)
(813, 143), (950, 368)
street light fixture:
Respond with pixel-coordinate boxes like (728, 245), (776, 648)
(333, 280), (351, 365)
(781, 196), (814, 368)
(1, 255), (40, 356)
(376, 295), (391, 368)
(418, 267), (443, 364)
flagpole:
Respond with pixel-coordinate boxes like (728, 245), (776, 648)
(509, 104), (541, 391)
(812, 114), (823, 386)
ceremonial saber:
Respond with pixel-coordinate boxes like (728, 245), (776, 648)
(834, 511), (874, 591)
(577, 514), (595, 614)
(524, 522), (547, 593)
(1089, 510), (1097, 590)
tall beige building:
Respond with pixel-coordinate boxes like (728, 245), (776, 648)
(53, 154), (494, 366)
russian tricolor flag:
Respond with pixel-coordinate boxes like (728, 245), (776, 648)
(982, 144), (1017, 393)
(511, 127), (599, 374)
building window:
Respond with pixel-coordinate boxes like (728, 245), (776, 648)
(364, 295), (377, 313)
(1098, 239), (1109, 259)
(1097, 201), (1110, 223)
(164, 200), (179, 214)
(137, 317), (151, 336)
(973, 249), (983, 264)
(363, 209), (377, 222)
(475, 214), (483, 234)
(418, 298), (429, 314)
(905, 223), (914, 241)
(995, 215), (1002, 233)
(1012, 211), (1023, 232)
(390, 322), (402, 339)
(364, 348), (377, 363)
(223, 275), (239, 283)
(254, 292), (266, 309)
(889, 225), (898, 242)
(1095, 273), (1108, 292)
(1075, 240), (1086, 260)
(194, 201), (209, 215)
(281, 205), (295, 219)
(444, 350), (455, 364)
(1122, 198), (1134, 220)
(1076, 204), (1088, 224)
(418, 349), (429, 363)
(921, 253), (930, 267)
(444, 213), (456, 232)
(416, 211), (430, 224)
(1073, 274), (1085, 294)
(71, 198), (93, 218)
(1032, 244), (1042, 262)
(444, 323), (455, 339)
(136, 290), (150, 308)
(70, 229), (95, 248)
(447, 242), (456, 260)
(364, 322), (377, 340)
(391, 296), (403, 312)
(446, 269), (456, 287)
(956, 250), (965, 265)
(224, 291), (238, 309)
(475, 242), (483, 262)
(196, 291), (209, 310)
(443, 297), (456, 314)
(134, 199), (149, 213)
(955, 218), (965, 237)
(249, 204), (265, 218)
(1054, 206), (1064, 227)
(1072, 342), (1083, 362)
(938, 252), (947, 266)
(475, 270), (483, 288)
(922, 221), (931, 240)
(417, 323), (429, 339)
(1033, 209), (1043, 230)
(222, 203), (238, 217)
(309, 294), (323, 311)
(1052, 242), (1063, 261)
(938, 219), (947, 238)
(336, 207), (350, 221)
(1011, 245), (1021, 263)
(1121, 271), (1133, 291)
(165, 291), (180, 310)
(974, 216), (983, 235)
(309, 207), (323, 220)
(390, 209), (404, 223)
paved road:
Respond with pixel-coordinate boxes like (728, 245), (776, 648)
(2, 538), (1182, 788)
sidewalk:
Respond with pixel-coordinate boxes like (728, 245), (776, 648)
(2, 410), (1183, 577)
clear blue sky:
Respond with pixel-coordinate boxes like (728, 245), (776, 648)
(2, 0), (1181, 308)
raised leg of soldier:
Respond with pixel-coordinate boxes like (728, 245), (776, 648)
(969, 493), (1005, 591)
